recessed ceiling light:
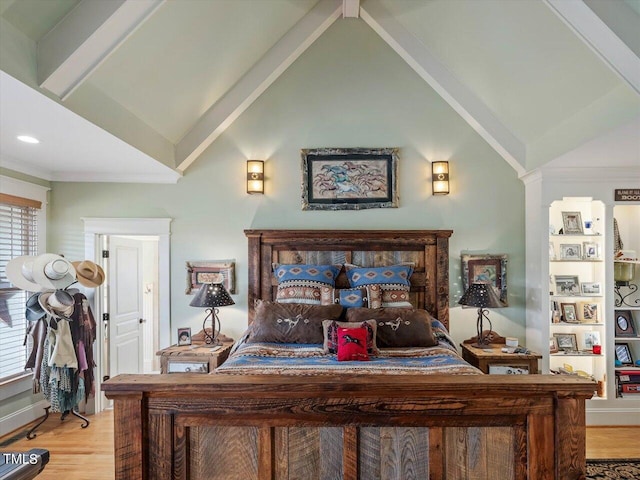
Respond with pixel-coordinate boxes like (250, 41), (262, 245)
(17, 135), (40, 144)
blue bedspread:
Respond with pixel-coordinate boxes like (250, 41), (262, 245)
(215, 321), (481, 376)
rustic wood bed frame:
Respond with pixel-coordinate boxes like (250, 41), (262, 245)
(103, 229), (595, 480)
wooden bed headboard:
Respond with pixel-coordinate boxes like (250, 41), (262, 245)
(244, 229), (453, 329)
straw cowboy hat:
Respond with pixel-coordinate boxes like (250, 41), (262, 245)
(25, 293), (46, 322)
(38, 290), (74, 320)
(31, 253), (76, 290)
(5, 255), (45, 292)
(71, 260), (105, 288)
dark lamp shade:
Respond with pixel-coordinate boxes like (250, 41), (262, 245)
(458, 283), (503, 309)
(189, 282), (235, 308)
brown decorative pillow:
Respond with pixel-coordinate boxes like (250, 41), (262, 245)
(322, 319), (378, 354)
(345, 307), (438, 348)
(247, 301), (343, 344)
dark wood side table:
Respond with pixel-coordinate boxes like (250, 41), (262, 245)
(157, 340), (234, 374)
(460, 340), (542, 374)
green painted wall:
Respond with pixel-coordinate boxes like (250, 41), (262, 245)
(46, 21), (525, 347)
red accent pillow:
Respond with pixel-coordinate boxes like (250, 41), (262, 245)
(337, 326), (370, 361)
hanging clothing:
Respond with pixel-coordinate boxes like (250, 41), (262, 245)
(30, 291), (97, 411)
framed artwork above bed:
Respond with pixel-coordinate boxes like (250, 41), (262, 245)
(185, 260), (235, 294)
(300, 147), (399, 210)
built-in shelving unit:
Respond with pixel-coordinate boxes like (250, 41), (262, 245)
(548, 198), (607, 399)
(612, 205), (640, 400)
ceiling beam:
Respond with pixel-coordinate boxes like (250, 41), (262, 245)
(343, 0), (360, 18)
(175, 0), (342, 172)
(544, 0), (640, 96)
(360, 0), (526, 175)
(37, 0), (165, 100)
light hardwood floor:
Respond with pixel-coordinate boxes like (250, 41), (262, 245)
(1, 411), (638, 479)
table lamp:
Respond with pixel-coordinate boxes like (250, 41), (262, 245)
(458, 282), (503, 348)
(189, 282), (235, 345)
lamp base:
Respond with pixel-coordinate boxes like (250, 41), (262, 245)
(463, 330), (505, 349)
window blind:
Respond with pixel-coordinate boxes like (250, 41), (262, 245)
(0, 199), (38, 382)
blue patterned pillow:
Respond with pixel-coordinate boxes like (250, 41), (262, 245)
(346, 264), (413, 287)
(273, 264), (341, 305)
(345, 264), (414, 307)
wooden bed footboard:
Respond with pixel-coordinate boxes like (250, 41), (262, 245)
(103, 374), (594, 480)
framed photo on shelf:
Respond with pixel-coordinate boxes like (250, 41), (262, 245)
(561, 211), (584, 235)
(582, 242), (599, 259)
(554, 275), (580, 296)
(615, 343), (634, 365)
(582, 331), (601, 350)
(578, 302), (599, 323)
(560, 302), (579, 323)
(177, 327), (192, 346)
(461, 253), (508, 306)
(615, 310), (637, 337)
(559, 244), (582, 260)
(580, 282), (602, 296)
(549, 337), (559, 354)
(553, 333), (578, 352)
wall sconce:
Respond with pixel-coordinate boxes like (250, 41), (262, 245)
(432, 161), (450, 195)
(246, 160), (264, 194)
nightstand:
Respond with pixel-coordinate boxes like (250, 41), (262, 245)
(157, 340), (234, 374)
(460, 341), (542, 374)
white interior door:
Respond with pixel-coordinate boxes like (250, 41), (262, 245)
(108, 236), (144, 376)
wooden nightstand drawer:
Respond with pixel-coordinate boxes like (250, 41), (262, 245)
(166, 360), (210, 373)
(461, 341), (541, 374)
(157, 340), (234, 374)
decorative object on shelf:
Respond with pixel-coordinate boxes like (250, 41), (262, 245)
(301, 147), (399, 210)
(560, 302), (578, 323)
(582, 241), (599, 259)
(186, 260), (235, 294)
(549, 242), (556, 260)
(613, 250), (639, 307)
(550, 337), (559, 354)
(458, 282), (504, 348)
(580, 281), (602, 296)
(553, 333), (578, 352)
(561, 211), (583, 235)
(614, 310), (637, 337)
(578, 302), (599, 323)
(614, 343), (634, 365)
(246, 160), (265, 194)
(582, 331), (601, 351)
(177, 327), (192, 346)
(559, 244), (581, 260)
(553, 275), (580, 296)
(461, 253), (508, 306)
(431, 160), (450, 195)
(189, 282), (235, 345)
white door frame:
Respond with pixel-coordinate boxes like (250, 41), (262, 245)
(82, 217), (171, 412)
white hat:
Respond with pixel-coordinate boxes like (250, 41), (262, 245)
(5, 255), (45, 292)
(38, 290), (74, 319)
(71, 260), (105, 288)
(32, 254), (76, 290)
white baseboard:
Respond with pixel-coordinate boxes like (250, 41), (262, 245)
(0, 399), (49, 437)
(587, 407), (640, 426)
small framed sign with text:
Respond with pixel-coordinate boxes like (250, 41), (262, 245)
(615, 189), (640, 202)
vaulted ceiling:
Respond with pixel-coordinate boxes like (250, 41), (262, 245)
(1, 0), (638, 183)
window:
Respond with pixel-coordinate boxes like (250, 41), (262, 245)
(0, 194), (40, 381)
